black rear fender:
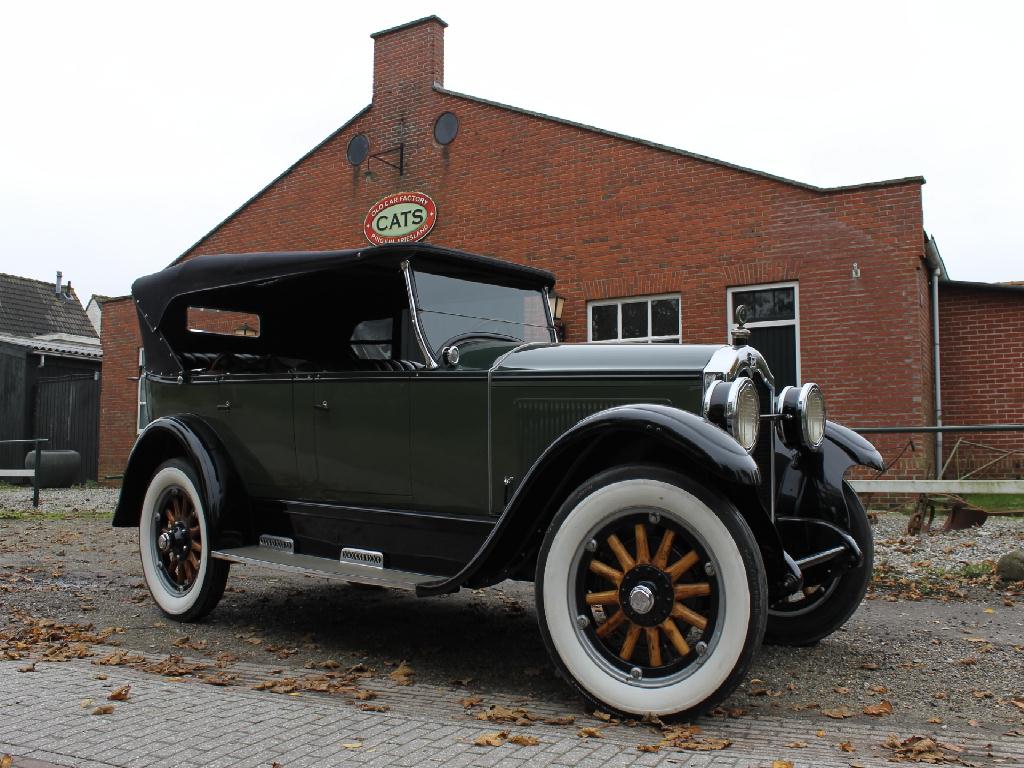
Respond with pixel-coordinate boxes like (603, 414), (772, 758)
(417, 404), (791, 596)
(112, 416), (244, 545)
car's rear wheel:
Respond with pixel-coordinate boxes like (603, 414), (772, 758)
(766, 482), (873, 646)
(535, 465), (767, 719)
(139, 459), (229, 622)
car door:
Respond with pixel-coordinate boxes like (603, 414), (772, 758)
(409, 367), (489, 516)
(309, 370), (412, 502)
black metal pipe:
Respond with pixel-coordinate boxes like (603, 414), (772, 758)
(854, 425), (1024, 434)
(32, 439), (41, 508)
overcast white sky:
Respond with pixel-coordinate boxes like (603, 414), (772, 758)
(1, 1), (1021, 303)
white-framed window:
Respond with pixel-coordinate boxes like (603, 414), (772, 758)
(587, 294), (681, 343)
(137, 347), (150, 434)
(726, 281), (801, 386)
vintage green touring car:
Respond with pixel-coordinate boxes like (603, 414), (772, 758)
(115, 243), (882, 718)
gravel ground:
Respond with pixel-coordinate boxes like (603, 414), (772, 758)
(2, 484), (1024, 739)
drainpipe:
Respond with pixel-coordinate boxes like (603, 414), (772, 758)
(931, 268), (942, 477)
(925, 235), (944, 479)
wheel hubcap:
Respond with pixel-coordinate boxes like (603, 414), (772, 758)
(628, 584), (655, 614)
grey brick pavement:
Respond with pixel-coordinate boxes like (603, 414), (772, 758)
(1, 657), (1020, 768)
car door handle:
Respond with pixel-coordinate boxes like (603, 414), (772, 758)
(216, 401), (231, 411)
(314, 400), (329, 411)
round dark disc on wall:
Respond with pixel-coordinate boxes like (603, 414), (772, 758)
(434, 112), (459, 145)
(347, 134), (370, 165)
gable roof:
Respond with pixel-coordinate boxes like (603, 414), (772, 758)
(169, 65), (925, 270)
(0, 272), (98, 340)
(434, 86), (926, 194)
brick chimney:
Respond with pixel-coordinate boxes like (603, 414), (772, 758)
(371, 15), (447, 103)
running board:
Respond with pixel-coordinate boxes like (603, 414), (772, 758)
(211, 546), (431, 590)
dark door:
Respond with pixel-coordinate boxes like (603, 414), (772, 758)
(748, 326), (798, 390)
(33, 373), (100, 483)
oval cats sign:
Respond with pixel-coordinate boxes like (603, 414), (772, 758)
(363, 192), (437, 245)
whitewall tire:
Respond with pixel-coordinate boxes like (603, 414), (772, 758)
(535, 465), (766, 718)
(139, 459), (229, 621)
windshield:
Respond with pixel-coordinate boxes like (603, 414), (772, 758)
(412, 270), (554, 354)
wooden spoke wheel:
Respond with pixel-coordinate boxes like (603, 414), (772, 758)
(139, 459), (229, 622)
(579, 513), (717, 678)
(536, 465), (767, 719)
(154, 487), (203, 593)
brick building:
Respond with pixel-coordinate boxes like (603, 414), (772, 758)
(98, 16), (1023, 484)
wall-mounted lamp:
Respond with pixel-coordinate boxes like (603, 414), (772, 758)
(851, 262), (861, 279)
(550, 292), (566, 341)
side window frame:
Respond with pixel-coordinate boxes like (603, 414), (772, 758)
(586, 293), (682, 343)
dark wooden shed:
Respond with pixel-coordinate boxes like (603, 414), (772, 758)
(0, 272), (103, 483)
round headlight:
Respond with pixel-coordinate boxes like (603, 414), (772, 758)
(777, 383), (827, 450)
(704, 377), (761, 452)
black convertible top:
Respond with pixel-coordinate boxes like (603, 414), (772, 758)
(132, 243), (557, 377)
(133, 243), (555, 332)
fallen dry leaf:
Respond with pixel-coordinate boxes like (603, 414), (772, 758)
(199, 672), (236, 687)
(834, 686), (851, 694)
(864, 700), (893, 717)
(772, 761), (794, 768)
(592, 710), (615, 722)
(359, 703), (389, 712)
(476, 704), (536, 726)
(508, 734), (539, 746)
(340, 742), (362, 749)
(17, 662), (35, 672)
(577, 727), (603, 738)
(823, 708), (855, 719)
(816, 729), (826, 737)
(675, 736), (731, 751)
(107, 685), (131, 702)
(869, 685), (888, 694)
(882, 734), (965, 763)
(1, 754), (11, 768)
(389, 661), (414, 686)
(474, 730), (507, 747)
(544, 715), (575, 726)
(839, 741), (856, 752)
(784, 740), (808, 748)
(636, 744), (660, 753)
(860, 661), (880, 670)
(460, 696), (483, 709)
(91, 705), (114, 715)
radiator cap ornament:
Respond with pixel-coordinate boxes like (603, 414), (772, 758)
(731, 304), (751, 347)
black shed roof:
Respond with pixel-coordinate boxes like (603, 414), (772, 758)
(0, 272), (98, 340)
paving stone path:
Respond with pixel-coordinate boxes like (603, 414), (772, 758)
(2, 649), (1020, 768)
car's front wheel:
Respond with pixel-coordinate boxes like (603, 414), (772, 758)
(139, 459), (229, 622)
(766, 481), (873, 646)
(535, 465), (767, 719)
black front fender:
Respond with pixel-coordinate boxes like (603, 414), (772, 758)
(417, 404), (762, 597)
(112, 416), (240, 543)
(775, 420), (883, 526)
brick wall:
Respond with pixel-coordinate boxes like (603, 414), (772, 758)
(98, 17), (935, 481)
(98, 297), (141, 482)
(938, 284), (1024, 478)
